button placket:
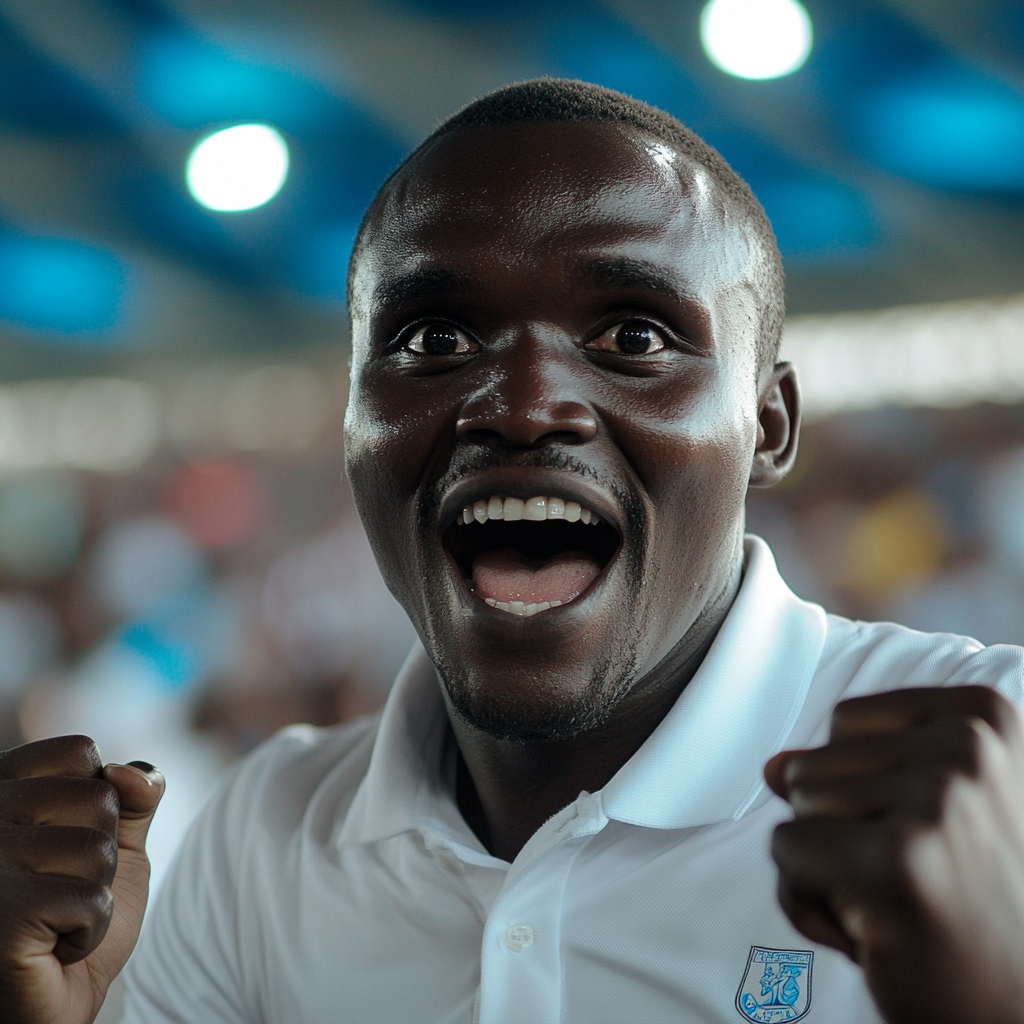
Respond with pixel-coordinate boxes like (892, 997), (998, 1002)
(479, 798), (607, 1024)
(504, 923), (535, 952)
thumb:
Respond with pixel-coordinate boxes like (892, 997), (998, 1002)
(83, 762), (165, 986)
(764, 749), (800, 800)
(103, 761), (165, 854)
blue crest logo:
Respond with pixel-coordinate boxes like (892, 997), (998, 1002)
(735, 946), (813, 1022)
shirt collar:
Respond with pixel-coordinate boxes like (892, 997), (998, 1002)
(337, 641), (459, 847)
(338, 534), (827, 847)
(600, 535), (827, 829)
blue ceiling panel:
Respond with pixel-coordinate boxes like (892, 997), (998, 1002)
(0, 18), (122, 136)
(0, 0), (1018, 358)
(807, 7), (1024, 194)
(399, 0), (565, 21)
(140, 32), (341, 132)
(0, 235), (127, 338)
(538, 10), (709, 124)
(859, 71), (1024, 191)
(296, 119), (406, 224)
(529, 6), (881, 264)
(756, 176), (880, 262)
(106, 166), (260, 286)
(993, 4), (1024, 63)
(293, 223), (359, 305)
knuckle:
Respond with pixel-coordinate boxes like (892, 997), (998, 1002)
(85, 828), (118, 884)
(906, 767), (956, 821)
(770, 819), (801, 863)
(787, 779), (833, 816)
(81, 881), (114, 922)
(958, 683), (1001, 707)
(0, 734), (102, 781)
(89, 779), (120, 821)
(0, 779), (35, 825)
(833, 694), (863, 715)
(923, 714), (986, 777)
(781, 751), (811, 787)
(66, 735), (103, 773)
(54, 881), (114, 963)
(946, 718), (984, 774)
(871, 820), (922, 886)
(830, 698), (857, 730)
(956, 685), (1014, 734)
(829, 692), (887, 737)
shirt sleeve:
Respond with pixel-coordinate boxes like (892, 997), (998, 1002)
(947, 641), (1024, 706)
(119, 720), (376, 1024)
(121, 752), (257, 1024)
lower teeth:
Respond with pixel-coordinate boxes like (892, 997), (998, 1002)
(484, 597), (563, 616)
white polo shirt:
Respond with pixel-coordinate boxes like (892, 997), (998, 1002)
(123, 536), (1024, 1024)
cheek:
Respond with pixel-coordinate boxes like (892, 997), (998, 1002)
(343, 368), (454, 599)
(600, 368), (757, 505)
(345, 365), (452, 491)
(600, 369), (756, 609)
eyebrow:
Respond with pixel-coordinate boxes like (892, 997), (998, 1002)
(579, 257), (688, 302)
(374, 266), (474, 308)
(370, 257), (697, 315)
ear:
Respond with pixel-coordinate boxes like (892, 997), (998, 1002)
(749, 362), (801, 488)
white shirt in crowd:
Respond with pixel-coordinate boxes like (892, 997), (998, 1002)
(123, 536), (1024, 1024)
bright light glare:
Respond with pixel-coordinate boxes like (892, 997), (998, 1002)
(186, 123), (289, 212)
(700, 0), (812, 80)
(782, 293), (1024, 420)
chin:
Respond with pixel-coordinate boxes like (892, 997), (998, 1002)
(434, 647), (639, 743)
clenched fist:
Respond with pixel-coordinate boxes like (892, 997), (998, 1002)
(766, 685), (1024, 1024)
(0, 735), (163, 1024)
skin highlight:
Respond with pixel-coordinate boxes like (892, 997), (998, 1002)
(344, 121), (798, 860)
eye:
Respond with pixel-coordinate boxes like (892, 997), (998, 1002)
(405, 323), (478, 355)
(587, 319), (667, 355)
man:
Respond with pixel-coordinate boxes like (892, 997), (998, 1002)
(2, 79), (1024, 1024)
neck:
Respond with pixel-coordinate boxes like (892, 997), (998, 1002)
(451, 562), (742, 862)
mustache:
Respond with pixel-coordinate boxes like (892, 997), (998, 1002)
(419, 447), (643, 538)
(436, 448), (604, 497)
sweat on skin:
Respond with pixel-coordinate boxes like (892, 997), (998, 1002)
(344, 121), (792, 774)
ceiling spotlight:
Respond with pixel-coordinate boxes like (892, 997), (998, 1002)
(700, 0), (813, 81)
(186, 123), (290, 212)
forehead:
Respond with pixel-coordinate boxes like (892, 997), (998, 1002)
(353, 121), (758, 307)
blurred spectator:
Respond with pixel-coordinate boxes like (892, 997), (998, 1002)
(260, 516), (417, 711)
(744, 497), (824, 603)
(0, 594), (61, 748)
(21, 514), (231, 891)
(165, 460), (264, 550)
(0, 474), (83, 583)
(891, 446), (1024, 645)
(91, 515), (206, 619)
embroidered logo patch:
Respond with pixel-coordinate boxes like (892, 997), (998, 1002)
(735, 946), (813, 1022)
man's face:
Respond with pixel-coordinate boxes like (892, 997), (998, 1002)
(345, 121), (767, 740)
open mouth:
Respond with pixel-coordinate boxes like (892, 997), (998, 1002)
(442, 495), (621, 617)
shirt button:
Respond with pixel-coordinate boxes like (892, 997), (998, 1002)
(505, 923), (535, 952)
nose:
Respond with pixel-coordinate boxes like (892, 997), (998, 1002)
(456, 335), (598, 449)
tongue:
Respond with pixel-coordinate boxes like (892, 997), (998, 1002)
(472, 547), (602, 606)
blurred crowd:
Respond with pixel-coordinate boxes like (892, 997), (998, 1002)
(0, 359), (415, 888)
(1, 369), (1023, 886)
(749, 402), (1024, 646)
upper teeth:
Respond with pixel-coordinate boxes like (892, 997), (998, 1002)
(459, 495), (601, 526)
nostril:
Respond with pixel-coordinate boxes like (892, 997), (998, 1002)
(548, 402), (599, 442)
(458, 425), (506, 446)
(457, 400), (597, 447)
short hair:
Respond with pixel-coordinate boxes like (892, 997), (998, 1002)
(348, 78), (785, 368)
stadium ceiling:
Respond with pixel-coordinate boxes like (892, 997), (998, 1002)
(0, 0), (1021, 377)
